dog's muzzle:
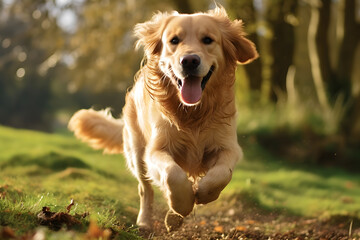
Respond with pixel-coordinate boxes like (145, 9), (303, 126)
(176, 61), (215, 105)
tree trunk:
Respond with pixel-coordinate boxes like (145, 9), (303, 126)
(347, 95), (360, 146)
(336, 0), (360, 138)
(333, 0), (360, 102)
(244, 50), (263, 92)
(307, 0), (330, 111)
(172, 0), (192, 13)
(316, 0), (333, 88)
(227, 0), (263, 93)
(266, 0), (298, 102)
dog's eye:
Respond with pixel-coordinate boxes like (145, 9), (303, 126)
(170, 36), (180, 45)
(202, 36), (213, 44)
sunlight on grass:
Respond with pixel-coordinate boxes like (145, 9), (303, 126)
(1, 125), (360, 238)
(226, 140), (360, 218)
(0, 126), (140, 238)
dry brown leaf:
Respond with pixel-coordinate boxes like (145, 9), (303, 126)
(37, 206), (81, 230)
(235, 226), (247, 231)
(0, 226), (16, 239)
(245, 220), (256, 225)
(199, 220), (207, 226)
(86, 220), (112, 239)
(214, 225), (224, 233)
(66, 199), (75, 213)
(37, 200), (88, 231)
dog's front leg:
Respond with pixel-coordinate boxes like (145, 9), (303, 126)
(147, 150), (195, 217)
(195, 146), (242, 204)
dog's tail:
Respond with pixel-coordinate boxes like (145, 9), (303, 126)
(68, 109), (124, 154)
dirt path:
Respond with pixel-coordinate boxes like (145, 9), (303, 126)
(142, 197), (359, 240)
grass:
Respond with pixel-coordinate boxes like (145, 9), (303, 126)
(0, 126), (141, 239)
(227, 137), (360, 218)
(1, 125), (360, 238)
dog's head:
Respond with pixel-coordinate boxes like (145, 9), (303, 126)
(135, 7), (258, 106)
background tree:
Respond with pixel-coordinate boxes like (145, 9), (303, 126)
(307, 0), (331, 112)
(0, 0), (359, 167)
(226, 0), (263, 97)
(307, 0), (360, 142)
(333, 0), (360, 144)
(63, 0), (210, 115)
(265, 0), (298, 102)
(171, 0), (209, 13)
(0, 0), (65, 131)
(333, 0), (359, 102)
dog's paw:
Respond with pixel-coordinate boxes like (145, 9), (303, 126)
(136, 217), (153, 231)
(194, 183), (222, 204)
(165, 210), (184, 232)
(194, 166), (232, 204)
(166, 166), (195, 216)
(136, 207), (153, 232)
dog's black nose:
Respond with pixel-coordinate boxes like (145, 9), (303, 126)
(180, 54), (200, 70)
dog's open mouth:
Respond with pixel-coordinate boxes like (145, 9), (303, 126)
(176, 65), (215, 105)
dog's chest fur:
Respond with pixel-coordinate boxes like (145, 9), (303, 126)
(162, 124), (223, 177)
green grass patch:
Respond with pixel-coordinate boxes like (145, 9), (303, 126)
(226, 137), (360, 218)
(1, 125), (360, 238)
(0, 125), (141, 239)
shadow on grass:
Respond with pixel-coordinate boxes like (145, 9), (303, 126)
(0, 210), (38, 235)
(1, 152), (90, 171)
(238, 133), (360, 183)
(230, 134), (360, 221)
(225, 188), (295, 217)
(0, 151), (119, 180)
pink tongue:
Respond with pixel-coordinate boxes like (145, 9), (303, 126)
(180, 76), (202, 104)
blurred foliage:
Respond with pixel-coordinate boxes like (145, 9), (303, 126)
(0, 0), (359, 167)
(68, 0), (164, 93)
(0, 0), (65, 130)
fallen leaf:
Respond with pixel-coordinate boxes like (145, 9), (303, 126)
(1, 226), (16, 239)
(66, 199), (75, 213)
(245, 220), (256, 225)
(86, 220), (112, 239)
(214, 225), (224, 233)
(236, 226), (247, 231)
(199, 220), (207, 226)
(303, 219), (317, 225)
(37, 206), (81, 230)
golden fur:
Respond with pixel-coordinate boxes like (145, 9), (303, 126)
(69, 7), (258, 231)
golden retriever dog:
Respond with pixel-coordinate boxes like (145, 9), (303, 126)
(68, 6), (258, 231)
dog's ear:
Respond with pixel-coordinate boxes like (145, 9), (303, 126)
(227, 19), (259, 64)
(209, 7), (259, 64)
(134, 12), (171, 57)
